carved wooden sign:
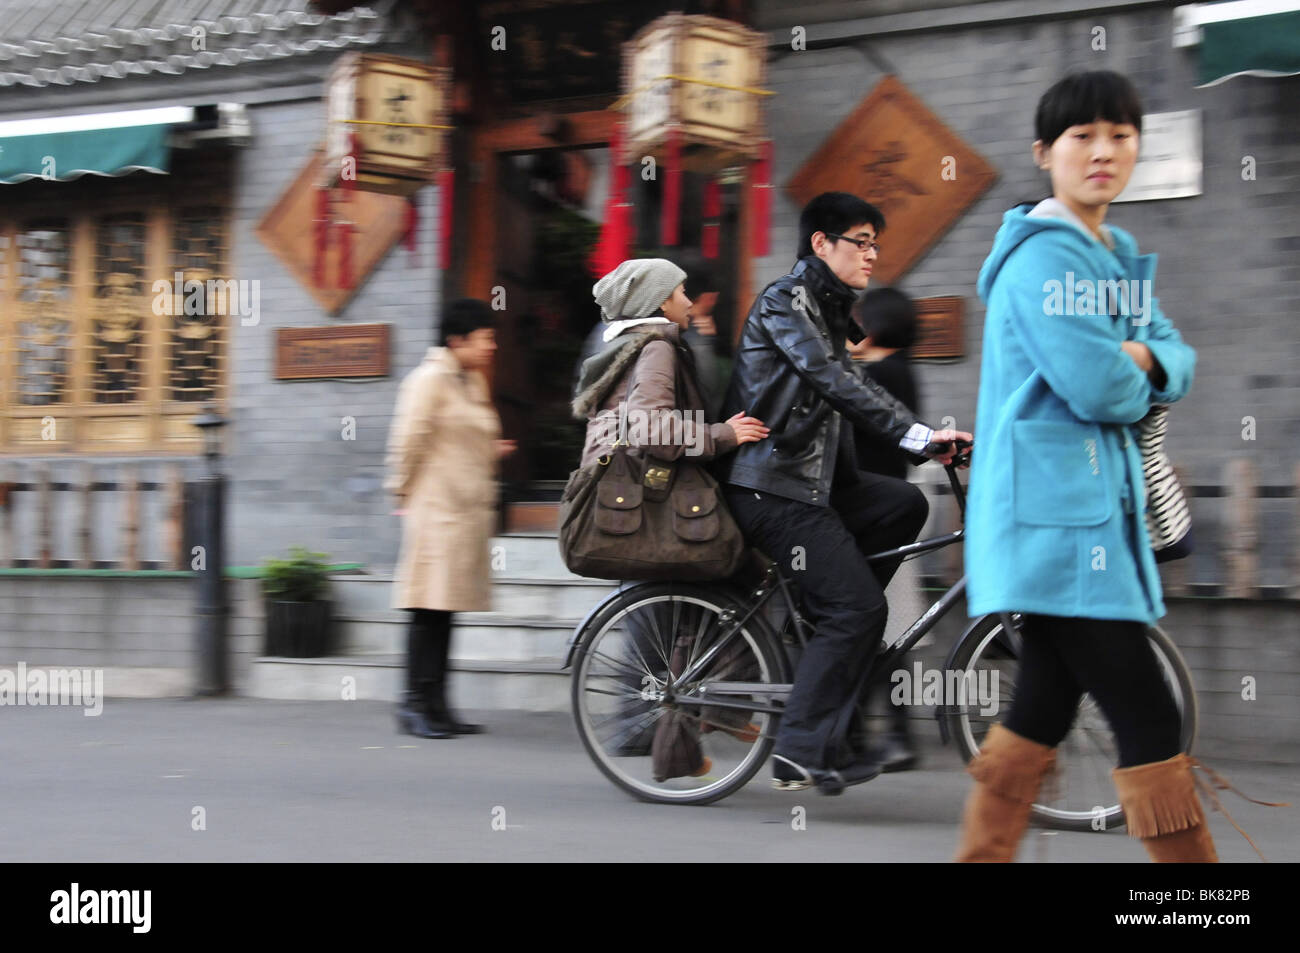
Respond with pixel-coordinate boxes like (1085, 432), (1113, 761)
(911, 296), (964, 361)
(274, 324), (391, 379)
(785, 75), (997, 286)
(255, 150), (410, 315)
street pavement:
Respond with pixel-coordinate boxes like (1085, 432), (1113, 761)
(4, 698), (1296, 863)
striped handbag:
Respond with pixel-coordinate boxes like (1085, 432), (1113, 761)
(1136, 404), (1193, 562)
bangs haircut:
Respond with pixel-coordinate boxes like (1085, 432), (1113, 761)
(797, 191), (886, 259)
(1034, 71), (1143, 146)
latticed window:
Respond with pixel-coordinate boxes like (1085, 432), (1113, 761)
(0, 201), (230, 453)
(169, 208), (227, 405)
(15, 222), (73, 407)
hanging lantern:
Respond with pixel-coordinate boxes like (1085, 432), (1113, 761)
(324, 52), (452, 197)
(620, 14), (768, 171)
(317, 52), (453, 288)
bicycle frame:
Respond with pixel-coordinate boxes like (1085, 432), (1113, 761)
(671, 460), (972, 716)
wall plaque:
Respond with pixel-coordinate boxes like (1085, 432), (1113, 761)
(275, 324), (391, 380)
(911, 296), (964, 361)
(1113, 109), (1202, 203)
(785, 75), (997, 286)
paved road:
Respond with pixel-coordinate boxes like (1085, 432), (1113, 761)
(4, 699), (1296, 863)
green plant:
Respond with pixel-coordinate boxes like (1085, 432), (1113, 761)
(260, 546), (332, 603)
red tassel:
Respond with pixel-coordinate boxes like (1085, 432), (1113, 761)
(590, 122), (632, 278)
(660, 126), (681, 247)
(702, 178), (721, 260)
(404, 196), (419, 258)
(437, 169), (454, 271)
(313, 186), (330, 287)
(753, 140), (772, 258)
(340, 222), (353, 289)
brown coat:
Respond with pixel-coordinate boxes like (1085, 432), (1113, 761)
(385, 347), (500, 611)
(576, 324), (736, 469)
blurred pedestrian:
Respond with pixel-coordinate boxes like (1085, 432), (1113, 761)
(386, 298), (517, 739)
(846, 287), (925, 772)
(956, 71), (1209, 861)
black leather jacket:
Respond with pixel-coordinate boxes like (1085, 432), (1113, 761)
(714, 256), (930, 506)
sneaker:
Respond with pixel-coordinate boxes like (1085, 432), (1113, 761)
(772, 754), (850, 796)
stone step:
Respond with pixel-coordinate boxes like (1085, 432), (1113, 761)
(338, 613), (578, 662)
(329, 573), (616, 620)
(486, 533), (580, 580)
(246, 655), (570, 712)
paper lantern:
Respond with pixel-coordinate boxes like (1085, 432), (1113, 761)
(616, 13), (770, 247)
(324, 52), (451, 197)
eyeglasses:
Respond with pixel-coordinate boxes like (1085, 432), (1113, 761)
(826, 233), (881, 254)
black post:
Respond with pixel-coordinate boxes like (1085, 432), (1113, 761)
(194, 409), (228, 695)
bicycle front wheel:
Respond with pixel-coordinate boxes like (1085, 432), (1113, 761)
(570, 581), (790, 805)
(945, 613), (1198, 832)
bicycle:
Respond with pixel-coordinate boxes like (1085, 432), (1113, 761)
(563, 448), (1197, 831)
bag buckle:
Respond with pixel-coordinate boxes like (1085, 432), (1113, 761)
(644, 465), (672, 491)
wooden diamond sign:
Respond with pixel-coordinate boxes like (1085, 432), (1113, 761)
(785, 75), (997, 286)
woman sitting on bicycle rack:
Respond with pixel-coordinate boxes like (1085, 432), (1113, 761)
(572, 257), (769, 471)
(956, 71), (1210, 862)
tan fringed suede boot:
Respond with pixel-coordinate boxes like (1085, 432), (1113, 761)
(954, 724), (1057, 862)
(1113, 754), (1219, 862)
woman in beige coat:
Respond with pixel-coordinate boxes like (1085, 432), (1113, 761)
(386, 299), (514, 739)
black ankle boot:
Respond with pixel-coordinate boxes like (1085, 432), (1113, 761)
(425, 682), (483, 735)
(397, 692), (453, 739)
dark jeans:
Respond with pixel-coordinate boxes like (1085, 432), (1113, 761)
(1004, 614), (1182, 768)
(724, 472), (929, 767)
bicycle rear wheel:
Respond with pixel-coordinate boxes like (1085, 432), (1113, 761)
(570, 581), (790, 805)
(945, 613), (1197, 832)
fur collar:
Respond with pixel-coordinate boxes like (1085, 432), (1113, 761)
(571, 327), (676, 419)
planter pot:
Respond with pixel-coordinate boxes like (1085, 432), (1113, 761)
(265, 599), (333, 658)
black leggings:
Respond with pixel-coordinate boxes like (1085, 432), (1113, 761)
(1003, 614), (1182, 768)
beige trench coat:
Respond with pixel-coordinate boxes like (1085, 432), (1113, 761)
(385, 347), (500, 611)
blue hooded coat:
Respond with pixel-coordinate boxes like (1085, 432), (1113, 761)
(964, 203), (1196, 625)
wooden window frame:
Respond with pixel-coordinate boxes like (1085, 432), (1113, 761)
(1, 194), (232, 456)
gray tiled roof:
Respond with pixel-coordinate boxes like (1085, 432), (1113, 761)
(0, 0), (398, 88)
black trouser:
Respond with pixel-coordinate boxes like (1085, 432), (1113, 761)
(1004, 614), (1182, 768)
(405, 608), (453, 698)
(724, 472), (929, 768)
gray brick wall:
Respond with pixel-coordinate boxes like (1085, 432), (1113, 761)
(758, 4), (1300, 500)
(223, 93), (441, 571)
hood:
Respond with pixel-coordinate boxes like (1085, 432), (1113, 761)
(571, 324), (679, 419)
(977, 202), (1139, 302)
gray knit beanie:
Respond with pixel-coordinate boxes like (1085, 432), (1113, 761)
(592, 258), (687, 322)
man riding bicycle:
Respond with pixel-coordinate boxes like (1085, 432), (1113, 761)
(715, 192), (971, 792)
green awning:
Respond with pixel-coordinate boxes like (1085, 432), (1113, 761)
(1176, 2), (1300, 86)
(1202, 10), (1300, 83)
(0, 106), (192, 184)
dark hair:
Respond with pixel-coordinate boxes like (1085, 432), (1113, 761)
(438, 298), (495, 345)
(797, 191), (886, 259)
(853, 287), (918, 350)
(1034, 71), (1143, 146)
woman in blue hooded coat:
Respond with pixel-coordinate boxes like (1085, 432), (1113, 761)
(954, 72), (1214, 862)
